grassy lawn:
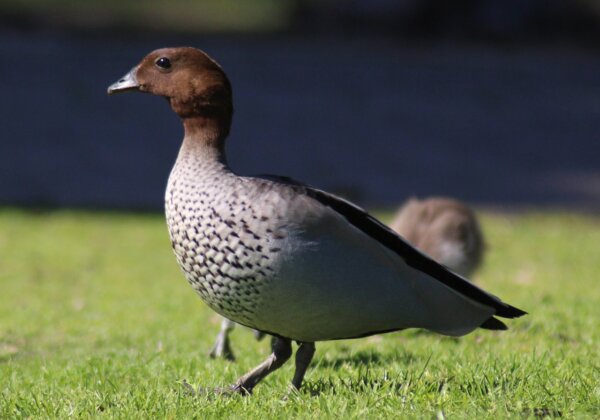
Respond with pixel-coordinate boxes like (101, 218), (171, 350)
(0, 209), (598, 417)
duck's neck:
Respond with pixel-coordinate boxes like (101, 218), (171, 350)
(179, 116), (229, 168)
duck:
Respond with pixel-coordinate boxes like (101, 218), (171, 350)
(108, 47), (526, 395)
(391, 197), (485, 278)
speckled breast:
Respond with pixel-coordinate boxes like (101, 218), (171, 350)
(164, 162), (284, 326)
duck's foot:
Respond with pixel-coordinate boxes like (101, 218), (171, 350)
(230, 337), (293, 394)
(181, 379), (250, 397)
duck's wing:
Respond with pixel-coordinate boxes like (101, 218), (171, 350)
(256, 174), (526, 329)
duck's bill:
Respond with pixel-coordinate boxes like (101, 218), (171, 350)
(107, 68), (139, 95)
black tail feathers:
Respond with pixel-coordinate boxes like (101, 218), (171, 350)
(480, 317), (508, 331)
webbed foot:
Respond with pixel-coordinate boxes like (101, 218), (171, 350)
(181, 379), (250, 397)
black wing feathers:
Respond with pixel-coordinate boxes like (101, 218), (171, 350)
(304, 188), (526, 320)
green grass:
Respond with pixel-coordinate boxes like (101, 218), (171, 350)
(0, 209), (598, 418)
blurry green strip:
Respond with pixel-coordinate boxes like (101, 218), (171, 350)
(0, 0), (294, 33)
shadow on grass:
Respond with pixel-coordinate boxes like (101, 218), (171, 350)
(303, 348), (441, 396)
(303, 376), (404, 396)
(302, 372), (451, 397)
(521, 407), (563, 418)
(314, 349), (417, 370)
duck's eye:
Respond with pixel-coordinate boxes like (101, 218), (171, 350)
(155, 57), (171, 69)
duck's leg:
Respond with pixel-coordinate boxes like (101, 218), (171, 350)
(291, 342), (315, 390)
(209, 317), (236, 361)
(231, 337), (292, 394)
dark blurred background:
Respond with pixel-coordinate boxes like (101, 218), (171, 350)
(1, 0), (599, 211)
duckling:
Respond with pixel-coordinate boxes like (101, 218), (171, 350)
(391, 197), (485, 278)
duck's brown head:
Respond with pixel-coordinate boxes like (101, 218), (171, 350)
(108, 47), (233, 137)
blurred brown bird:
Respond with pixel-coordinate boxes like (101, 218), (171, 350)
(391, 197), (485, 278)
